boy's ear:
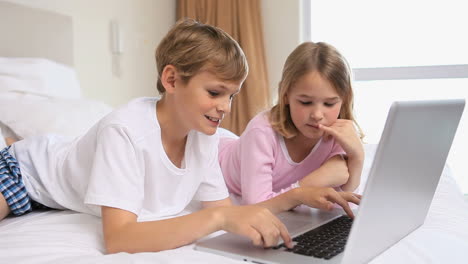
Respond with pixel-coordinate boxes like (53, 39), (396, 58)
(161, 65), (178, 94)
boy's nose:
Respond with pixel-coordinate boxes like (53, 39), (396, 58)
(217, 99), (231, 114)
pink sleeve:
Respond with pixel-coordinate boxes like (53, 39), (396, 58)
(239, 128), (292, 204)
(326, 139), (346, 160)
(269, 139), (345, 199)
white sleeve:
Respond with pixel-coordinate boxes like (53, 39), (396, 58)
(84, 125), (144, 215)
(193, 136), (229, 202)
(193, 163), (229, 201)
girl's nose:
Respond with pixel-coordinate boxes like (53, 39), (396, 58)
(310, 108), (324, 121)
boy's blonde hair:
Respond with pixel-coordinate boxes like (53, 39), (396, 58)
(155, 19), (248, 94)
(269, 42), (364, 139)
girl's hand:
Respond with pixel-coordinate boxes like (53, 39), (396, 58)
(294, 187), (361, 218)
(217, 205), (293, 249)
(318, 120), (364, 192)
(318, 120), (364, 159)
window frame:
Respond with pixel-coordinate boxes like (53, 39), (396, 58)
(301, 0), (468, 81)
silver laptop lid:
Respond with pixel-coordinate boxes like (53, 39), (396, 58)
(342, 99), (465, 264)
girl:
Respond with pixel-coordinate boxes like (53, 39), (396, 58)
(219, 42), (365, 205)
(0, 22), (360, 253)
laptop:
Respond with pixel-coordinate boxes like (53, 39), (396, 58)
(195, 99), (465, 264)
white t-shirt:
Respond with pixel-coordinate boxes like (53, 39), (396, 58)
(10, 97), (229, 221)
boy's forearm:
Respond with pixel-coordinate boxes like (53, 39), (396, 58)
(340, 155), (363, 192)
(105, 207), (223, 253)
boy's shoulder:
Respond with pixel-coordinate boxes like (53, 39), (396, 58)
(115, 97), (157, 115)
(95, 97), (158, 138)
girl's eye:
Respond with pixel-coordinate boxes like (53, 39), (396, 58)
(324, 102), (336, 107)
(299, 100), (312, 105)
(208, 91), (219, 97)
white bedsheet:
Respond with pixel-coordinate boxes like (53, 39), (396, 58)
(1, 144), (467, 264)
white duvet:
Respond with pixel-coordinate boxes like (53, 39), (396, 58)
(1, 145), (467, 264)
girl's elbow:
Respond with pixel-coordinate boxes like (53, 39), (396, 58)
(341, 178), (360, 192)
(337, 170), (350, 186)
(340, 185), (353, 192)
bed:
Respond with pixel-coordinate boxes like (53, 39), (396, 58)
(1, 2), (468, 263)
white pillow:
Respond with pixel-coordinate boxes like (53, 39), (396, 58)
(217, 127), (239, 139)
(0, 127), (6, 150)
(0, 93), (112, 139)
(0, 57), (81, 98)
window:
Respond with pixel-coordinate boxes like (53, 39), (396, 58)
(304, 0), (468, 193)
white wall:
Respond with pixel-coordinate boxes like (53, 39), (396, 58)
(261, 0), (301, 103)
(5, 0), (176, 107)
(5, 0), (295, 107)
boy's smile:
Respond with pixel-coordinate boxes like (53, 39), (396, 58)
(205, 114), (223, 127)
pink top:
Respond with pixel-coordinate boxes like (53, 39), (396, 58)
(219, 111), (345, 204)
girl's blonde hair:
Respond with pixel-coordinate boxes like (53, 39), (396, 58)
(155, 19), (248, 94)
(269, 42), (364, 139)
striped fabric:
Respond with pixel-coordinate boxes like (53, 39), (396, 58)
(0, 146), (33, 216)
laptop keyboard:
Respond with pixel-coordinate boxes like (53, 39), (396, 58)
(273, 215), (353, 260)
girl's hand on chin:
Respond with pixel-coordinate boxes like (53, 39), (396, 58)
(318, 120), (364, 159)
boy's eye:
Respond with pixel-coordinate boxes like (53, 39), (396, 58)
(208, 91), (219, 97)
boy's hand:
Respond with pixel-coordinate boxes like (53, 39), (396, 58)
(319, 120), (364, 159)
(217, 205), (293, 249)
(294, 187), (361, 218)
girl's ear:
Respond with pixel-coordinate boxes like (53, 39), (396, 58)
(283, 93), (289, 106)
(161, 65), (178, 94)
(338, 103), (344, 119)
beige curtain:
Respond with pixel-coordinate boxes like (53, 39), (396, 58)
(177, 0), (270, 135)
